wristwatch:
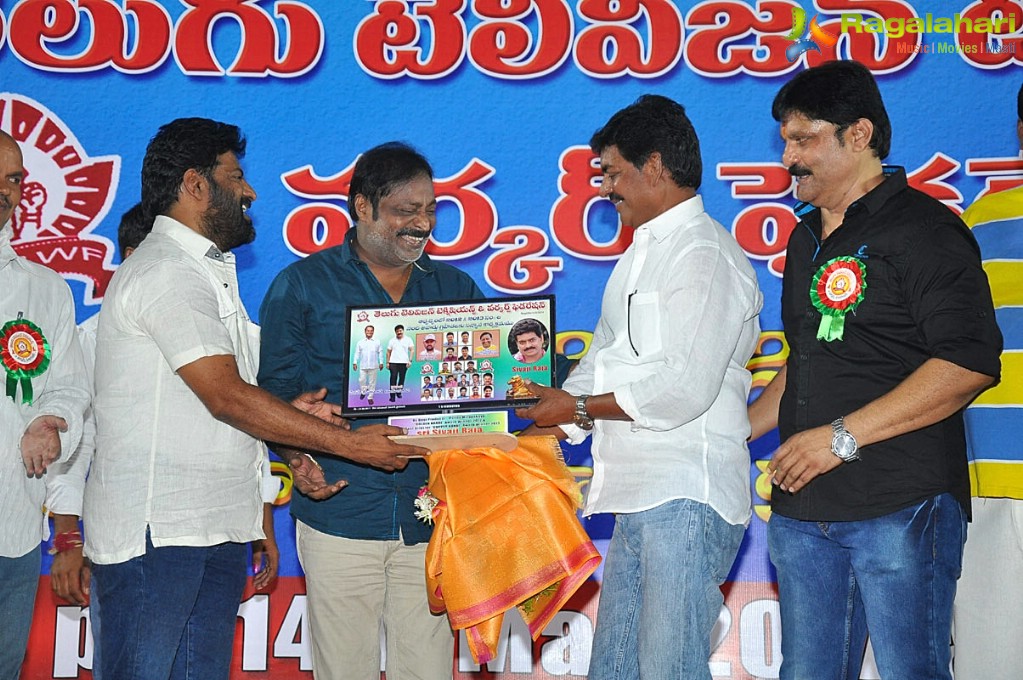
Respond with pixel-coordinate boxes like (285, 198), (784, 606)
(831, 417), (860, 462)
(573, 396), (594, 430)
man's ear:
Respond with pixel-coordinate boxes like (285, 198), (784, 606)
(351, 194), (370, 222)
(180, 168), (207, 203)
(847, 118), (875, 153)
(642, 151), (664, 183)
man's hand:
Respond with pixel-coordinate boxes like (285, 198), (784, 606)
(252, 506), (279, 591)
(291, 388), (349, 428)
(286, 452), (348, 500)
(51, 548), (90, 606)
(767, 424), (842, 493)
(515, 382), (575, 427)
(20, 415), (67, 477)
(345, 424), (427, 471)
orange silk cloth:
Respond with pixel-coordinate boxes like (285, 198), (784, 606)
(424, 436), (601, 665)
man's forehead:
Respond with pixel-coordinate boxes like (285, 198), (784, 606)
(599, 145), (625, 170)
(0, 135), (24, 169)
(214, 151), (242, 172)
(781, 113), (833, 134)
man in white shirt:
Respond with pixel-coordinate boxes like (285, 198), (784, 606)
(352, 324), (383, 403)
(518, 96), (762, 680)
(386, 323), (415, 402)
(45, 203), (152, 680)
(0, 130), (90, 680)
(84, 118), (425, 680)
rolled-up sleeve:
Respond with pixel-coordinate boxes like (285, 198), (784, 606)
(903, 215), (1002, 379)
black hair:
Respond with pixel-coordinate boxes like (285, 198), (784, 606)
(348, 142), (433, 222)
(141, 118), (246, 218)
(117, 202), (152, 259)
(589, 94), (702, 190)
(772, 60), (891, 160)
(394, 324), (404, 332)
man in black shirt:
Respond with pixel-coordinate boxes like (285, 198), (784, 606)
(748, 61), (1002, 680)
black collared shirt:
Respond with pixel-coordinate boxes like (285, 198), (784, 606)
(774, 167), (1002, 521)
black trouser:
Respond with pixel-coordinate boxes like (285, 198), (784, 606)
(388, 362), (408, 400)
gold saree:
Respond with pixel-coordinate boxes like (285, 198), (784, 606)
(423, 436), (601, 664)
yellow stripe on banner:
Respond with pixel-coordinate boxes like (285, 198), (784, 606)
(983, 262), (1023, 307)
(969, 460), (1023, 499)
(974, 351), (1023, 405)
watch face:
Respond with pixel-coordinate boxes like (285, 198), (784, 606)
(834, 433), (856, 458)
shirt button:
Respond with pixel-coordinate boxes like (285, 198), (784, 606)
(805, 310), (814, 319)
(797, 398), (806, 407)
(223, 283), (229, 288)
(799, 352), (809, 361)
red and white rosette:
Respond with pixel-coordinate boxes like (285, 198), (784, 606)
(1, 317), (51, 404)
(809, 256), (867, 342)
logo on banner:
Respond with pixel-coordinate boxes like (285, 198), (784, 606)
(784, 6), (839, 61)
(1, 93), (119, 307)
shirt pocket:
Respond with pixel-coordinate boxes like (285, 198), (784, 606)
(627, 291), (663, 357)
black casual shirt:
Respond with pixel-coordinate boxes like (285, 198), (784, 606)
(257, 230), (484, 543)
(774, 168), (1002, 522)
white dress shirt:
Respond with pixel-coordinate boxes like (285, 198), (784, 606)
(85, 216), (274, 565)
(561, 196), (763, 526)
(0, 222), (88, 558)
(354, 337), (383, 368)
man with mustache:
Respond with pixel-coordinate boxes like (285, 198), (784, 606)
(0, 131), (90, 680)
(748, 61), (1002, 679)
(258, 142), (483, 680)
(517, 95), (763, 680)
(85, 120), (422, 680)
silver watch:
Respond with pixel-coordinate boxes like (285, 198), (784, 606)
(573, 396), (594, 430)
(831, 417), (860, 462)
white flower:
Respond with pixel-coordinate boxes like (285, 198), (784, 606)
(414, 486), (440, 525)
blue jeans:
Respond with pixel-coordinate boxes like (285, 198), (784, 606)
(0, 548), (40, 680)
(90, 571), (103, 680)
(768, 493), (966, 680)
(589, 498), (746, 680)
(91, 536), (247, 680)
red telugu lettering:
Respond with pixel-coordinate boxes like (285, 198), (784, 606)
(354, 0), (467, 79)
(468, 0), (572, 78)
(684, 0), (796, 77)
(574, 0), (683, 77)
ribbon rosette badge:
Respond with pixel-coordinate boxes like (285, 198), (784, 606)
(810, 256), (867, 342)
(1, 316), (51, 404)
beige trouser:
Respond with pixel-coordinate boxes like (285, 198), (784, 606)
(953, 497), (1023, 680)
(296, 521), (454, 680)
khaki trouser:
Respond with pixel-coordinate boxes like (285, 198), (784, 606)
(296, 521), (454, 680)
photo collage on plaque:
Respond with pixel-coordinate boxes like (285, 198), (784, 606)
(342, 296), (556, 418)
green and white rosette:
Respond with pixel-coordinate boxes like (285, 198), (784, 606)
(1, 315), (51, 405)
(810, 256), (867, 342)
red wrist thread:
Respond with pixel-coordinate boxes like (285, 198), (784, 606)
(49, 529), (83, 555)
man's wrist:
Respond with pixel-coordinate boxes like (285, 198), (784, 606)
(572, 395), (594, 430)
(830, 417), (860, 462)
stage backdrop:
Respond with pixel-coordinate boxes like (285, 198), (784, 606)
(4, 1), (1020, 678)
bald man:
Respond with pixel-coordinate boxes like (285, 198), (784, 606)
(0, 130), (90, 680)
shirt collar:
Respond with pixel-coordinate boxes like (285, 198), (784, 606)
(641, 194), (706, 243)
(152, 215), (234, 264)
(794, 166), (907, 222)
